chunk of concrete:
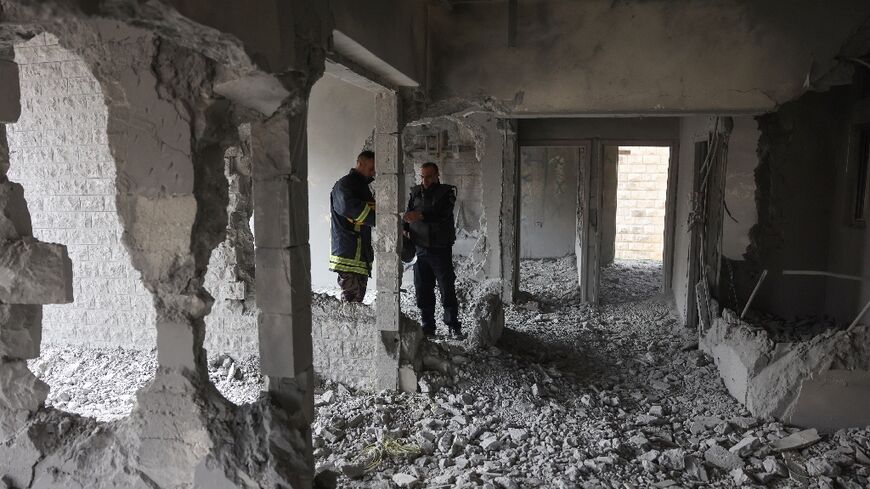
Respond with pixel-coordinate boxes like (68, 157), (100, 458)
(771, 428), (821, 452)
(0, 304), (41, 359)
(0, 360), (48, 441)
(0, 180), (32, 239)
(704, 444), (743, 471)
(0, 239), (73, 304)
(787, 370), (870, 433)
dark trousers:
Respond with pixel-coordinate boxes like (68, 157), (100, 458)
(414, 246), (460, 332)
(337, 271), (368, 302)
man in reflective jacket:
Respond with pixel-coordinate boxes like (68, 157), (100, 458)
(329, 151), (376, 302)
(403, 162), (465, 339)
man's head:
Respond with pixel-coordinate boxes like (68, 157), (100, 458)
(356, 150), (376, 179)
(420, 162), (440, 189)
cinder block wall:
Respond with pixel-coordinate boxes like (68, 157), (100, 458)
(5, 35), (157, 348)
(614, 146), (669, 261)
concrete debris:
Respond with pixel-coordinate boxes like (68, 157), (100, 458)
(772, 428), (822, 452)
(11, 258), (870, 487)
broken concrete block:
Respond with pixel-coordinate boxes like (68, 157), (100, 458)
(251, 114), (307, 180)
(787, 369), (870, 433)
(0, 360), (48, 441)
(258, 311), (312, 378)
(771, 428), (821, 452)
(155, 321), (203, 371)
(729, 436), (760, 457)
(0, 180), (32, 239)
(0, 239), (73, 304)
(375, 290), (401, 332)
(252, 176), (308, 248)
(0, 430), (40, 488)
(466, 281), (504, 349)
(0, 304), (41, 359)
(255, 245), (311, 316)
(704, 444), (744, 471)
(398, 365), (417, 393)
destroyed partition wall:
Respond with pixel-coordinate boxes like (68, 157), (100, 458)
(5, 34), (156, 349)
(746, 88), (849, 321)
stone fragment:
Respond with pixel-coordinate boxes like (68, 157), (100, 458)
(685, 455), (709, 482)
(806, 457), (840, 477)
(763, 456), (787, 476)
(659, 448), (686, 470)
(638, 449), (660, 462)
(704, 444), (744, 471)
(392, 473), (419, 487)
(315, 390), (335, 407)
(0, 239), (73, 304)
(771, 428), (821, 452)
(0, 360), (48, 441)
(508, 428), (529, 442)
(729, 436), (760, 457)
(0, 304), (40, 359)
(730, 467), (750, 485)
(341, 463), (366, 479)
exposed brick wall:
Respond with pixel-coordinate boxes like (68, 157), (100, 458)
(5, 35), (157, 348)
(614, 146), (669, 261)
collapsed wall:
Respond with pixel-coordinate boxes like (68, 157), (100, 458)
(701, 306), (870, 433)
(6, 34), (156, 349)
(0, 0), (330, 485)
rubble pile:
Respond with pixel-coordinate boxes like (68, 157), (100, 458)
(28, 347), (262, 421)
(24, 259), (870, 487)
(600, 259), (664, 304)
(744, 313), (844, 343)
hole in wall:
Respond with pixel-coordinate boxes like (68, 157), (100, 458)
(202, 126), (263, 405)
(6, 33), (157, 421)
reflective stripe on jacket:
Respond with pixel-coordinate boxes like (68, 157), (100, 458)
(329, 169), (375, 275)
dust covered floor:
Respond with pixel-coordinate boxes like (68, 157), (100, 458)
(27, 257), (870, 488)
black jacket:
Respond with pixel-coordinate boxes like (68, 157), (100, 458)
(329, 169), (375, 275)
(405, 183), (457, 249)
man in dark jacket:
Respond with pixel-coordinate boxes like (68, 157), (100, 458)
(403, 162), (465, 339)
(329, 151), (376, 302)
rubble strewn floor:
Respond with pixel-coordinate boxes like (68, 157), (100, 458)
(601, 259), (664, 304)
(26, 257), (870, 487)
(28, 347), (262, 421)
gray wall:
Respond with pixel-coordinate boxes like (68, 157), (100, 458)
(519, 118), (680, 144)
(307, 73), (375, 290)
(429, 0), (870, 114)
(722, 117), (761, 260)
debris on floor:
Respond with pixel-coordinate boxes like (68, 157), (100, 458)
(25, 259), (870, 487)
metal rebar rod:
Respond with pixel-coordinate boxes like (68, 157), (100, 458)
(740, 269), (768, 319)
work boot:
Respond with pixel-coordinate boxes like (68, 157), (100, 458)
(449, 328), (466, 340)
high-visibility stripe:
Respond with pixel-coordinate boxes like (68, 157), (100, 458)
(329, 255), (367, 267)
(329, 262), (369, 275)
(355, 203), (372, 223)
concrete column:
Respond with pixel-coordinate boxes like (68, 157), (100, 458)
(251, 109), (313, 486)
(373, 91), (403, 391)
(500, 120), (521, 303)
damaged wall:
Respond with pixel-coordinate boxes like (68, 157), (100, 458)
(519, 146), (578, 258)
(428, 0), (870, 114)
(721, 118), (761, 261)
(308, 73), (375, 289)
(747, 88), (849, 320)
(5, 34), (157, 349)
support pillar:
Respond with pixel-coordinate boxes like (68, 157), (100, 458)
(499, 120), (520, 303)
(251, 109), (313, 487)
(373, 91), (403, 391)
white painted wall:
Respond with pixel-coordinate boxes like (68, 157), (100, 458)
(307, 74), (376, 290)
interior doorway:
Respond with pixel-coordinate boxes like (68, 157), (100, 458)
(599, 145), (672, 304)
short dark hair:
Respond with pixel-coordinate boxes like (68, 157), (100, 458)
(421, 161), (439, 175)
(358, 150), (375, 161)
